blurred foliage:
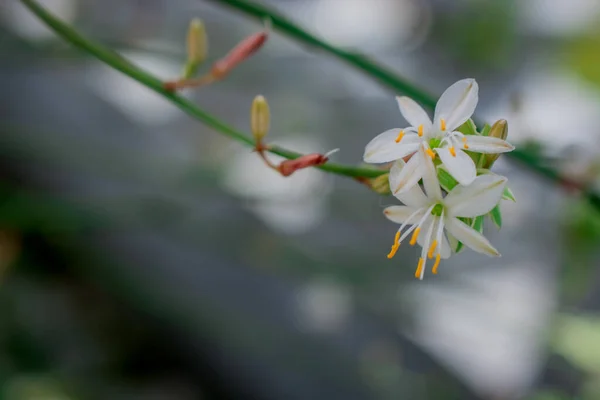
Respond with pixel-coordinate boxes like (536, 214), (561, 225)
(561, 199), (600, 304)
(564, 22), (600, 89)
(433, 0), (517, 69)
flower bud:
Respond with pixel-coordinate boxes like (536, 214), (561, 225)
(251, 95), (270, 142)
(484, 119), (508, 167)
(182, 18), (208, 78)
(211, 28), (268, 80)
(369, 173), (391, 195)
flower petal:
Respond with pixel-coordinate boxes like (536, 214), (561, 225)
(445, 217), (500, 257)
(444, 174), (507, 218)
(434, 79), (478, 131)
(363, 129), (420, 163)
(440, 234), (451, 258)
(416, 217), (451, 259)
(436, 147), (476, 186)
(419, 144), (443, 201)
(390, 151), (422, 195)
(383, 205), (424, 224)
(396, 96), (432, 131)
(389, 160), (429, 207)
(463, 136), (515, 154)
(446, 231), (463, 254)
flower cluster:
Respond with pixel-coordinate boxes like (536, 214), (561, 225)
(363, 79), (515, 279)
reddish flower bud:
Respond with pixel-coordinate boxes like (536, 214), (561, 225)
(211, 29), (268, 80)
(277, 149), (339, 177)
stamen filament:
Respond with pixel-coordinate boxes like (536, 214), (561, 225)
(432, 254), (441, 274)
(449, 146), (456, 157)
(409, 227), (420, 246)
(394, 130), (404, 143)
(440, 119), (446, 131)
(418, 124), (424, 137)
(425, 148), (436, 159)
(415, 258), (424, 279)
(427, 240), (438, 259)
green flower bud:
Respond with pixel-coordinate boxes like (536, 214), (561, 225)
(251, 95), (270, 142)
(370, 173), (391, 195)
(483, 119), (508, 168)
(182, 18), (207, 78)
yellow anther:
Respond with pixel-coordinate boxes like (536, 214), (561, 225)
(386, 231), (401, 259)
(440, 118), (446, 131)
(418, 124), (424, 137)
(394, 130), (404, 143)
(427, 240), (438, 259)
(449, 146), (456, 157)
(432, 254), (441, 274)
(462, 136), (469, 149)
(425, 148), (436, 159)
(387, 243), (399, 259)
(415, 258), (424, 279)
(409, 227), (420, 246)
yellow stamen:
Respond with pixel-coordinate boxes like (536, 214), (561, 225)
(394, 130), (404, 143)
(409, 227), (420, 246)
(386, 231), (401, 259)
(415, 257), (424, 279)
(432, 254), (441, 274)
(418, 124), (424, 137)
(387, 243), (399, 259)
(440, 118), (446, 131)
(449, 146), (456, 157)
(425, 148), (436, 159)
(462, 136), (469, 149)
(427, 240), (438, 259)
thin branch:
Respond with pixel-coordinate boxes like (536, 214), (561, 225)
(209, 0), (600, 209)
(19, 0), (384, 180)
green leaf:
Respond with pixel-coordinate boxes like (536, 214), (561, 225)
(489, 205), (502, 229)
(480, 124), (492, 136)
(473, 215), (484, 233)
(437, 166), (459, 192)
(502, 187), (516, 202)
(456, 119), (478, 135)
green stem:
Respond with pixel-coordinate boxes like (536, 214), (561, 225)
(19, 0), (384, 179)
(208, 0), (600, 208)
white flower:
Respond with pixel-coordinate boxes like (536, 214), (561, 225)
(363, 79), (514, 192)
(384, 146), (507, 280)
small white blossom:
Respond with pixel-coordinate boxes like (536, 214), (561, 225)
(363, 79), (514, 193)
(384, 145), (507, 279)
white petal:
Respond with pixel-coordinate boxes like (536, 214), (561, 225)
(464, 136), (515, 154)
(440, 234), (451, 258)
(396, 96), (432, 131)
(390, 151), (422, 195)
(444, 174), (507, 218)
(436, 147), (476, 186)
(416, 217), (434, 247)
(383, 205), (424, 224)
(446, 231), (463, 254)
(445, 217), (500, 257)
(389, 160), (429, 207)
(363, 129), (420, 163)
(419, 144), (443, 201)
(416, 218), (451, 258)
(434, 79), (478, 131)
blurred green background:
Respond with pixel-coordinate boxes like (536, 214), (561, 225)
(1, 0), (600, 399)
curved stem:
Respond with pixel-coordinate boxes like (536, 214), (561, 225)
(19, 0), (384, 179)
(209, 0), (600, 208)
